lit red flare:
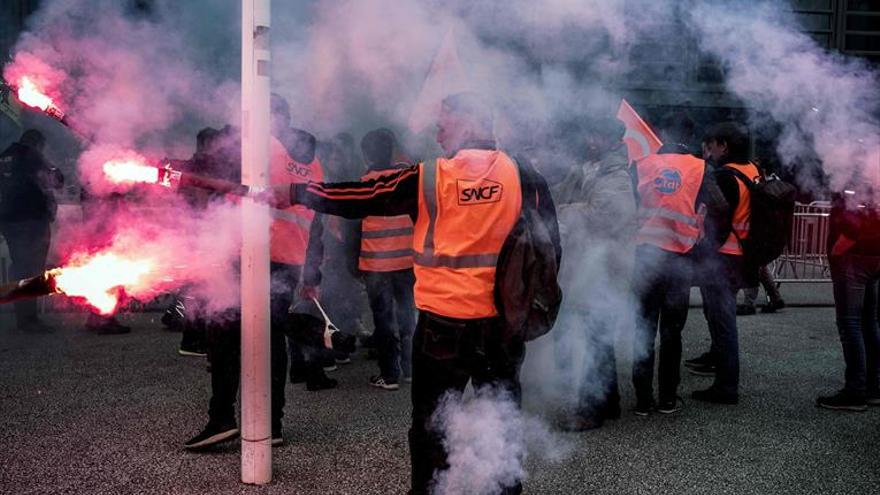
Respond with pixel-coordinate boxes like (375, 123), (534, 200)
(103, 159), (162, 185)
(49, 253), (156, 315)
(16, 76), (54, 111)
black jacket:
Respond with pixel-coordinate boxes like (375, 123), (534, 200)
(0, 142), (63, 223)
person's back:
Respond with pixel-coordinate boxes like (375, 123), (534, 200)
(0, 129), (62, 332)
(413, 147), (522, 319)
(0, 140), (56, 223)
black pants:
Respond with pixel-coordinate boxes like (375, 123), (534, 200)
(364, 269), (416, 381)
(1, 220), (51, 326)
(206, 263), (297, 431)
(631, 245), (692, 403)
(830, 253), (880, 397)
(409, 311), (524, 495)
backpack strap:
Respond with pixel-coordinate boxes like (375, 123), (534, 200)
(719, 166), (757, 190)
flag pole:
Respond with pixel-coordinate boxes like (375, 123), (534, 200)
(240, 0), (272, 484)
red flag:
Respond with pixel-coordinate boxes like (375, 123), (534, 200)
(407, 28), (472, 134)
(617, 99), (662, 162)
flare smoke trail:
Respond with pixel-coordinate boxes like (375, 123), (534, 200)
(3, 0), (879, 490)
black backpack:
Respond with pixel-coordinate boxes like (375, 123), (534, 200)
(724, 166), (796, 267)
(494, 159), (563, 343)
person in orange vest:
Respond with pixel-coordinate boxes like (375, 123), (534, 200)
(354, 128), (416, 390)
(185, 97), (329, 451)
(630, 112), (729, 416)
(266, 92), (558, 494)
(688, 122), (758, 405)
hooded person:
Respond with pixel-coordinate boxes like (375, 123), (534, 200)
(551, 116), (635, 430)
(0, 129), (63, 333)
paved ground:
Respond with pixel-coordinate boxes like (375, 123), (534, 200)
(1, 285), (878, 494)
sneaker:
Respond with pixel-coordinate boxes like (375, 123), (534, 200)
(306, 376), (338, 392)
(184, 422), (239, 450)
(332, 332), (357, 354)
(634, 398), (653, 416)
(178, 346), (207, 357)
(272, 429), (284, 447)
(289, 368), (307, 384)
(760, 299), (786, 314)
(816, 391), (867, 412)
(692, 387), (739, 405)
(684, 352), (714, 369)
(369, 375), (400, 391)
(323, 364), (338, 372)
(867, 395), (880, 406)
(335, 357), (352, 365)
(688, 363), (716, 376)
(736, 304), (757, 316)
(656, 396), (683, 414)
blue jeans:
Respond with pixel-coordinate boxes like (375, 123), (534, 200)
(365, 269), (416, 381)
(632, 245), (692, 403)
(698, 254), (740, 396)
(829, 253), (880, 398)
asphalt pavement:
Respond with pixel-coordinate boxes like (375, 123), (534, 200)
(0, 286), (877, 494)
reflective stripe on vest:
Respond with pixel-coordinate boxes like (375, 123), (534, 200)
(635, 153), (705, 253)
(412, 150), (522, 319)
(359, 214), (414, 272)
(358, 168), (415, 272)
(269, 136), (323, 265)
(718, 162), (760, 256)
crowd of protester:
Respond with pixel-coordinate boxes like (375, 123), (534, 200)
(2, 93), (878, 494)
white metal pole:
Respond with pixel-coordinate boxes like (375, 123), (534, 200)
(240, 0), (272, 485)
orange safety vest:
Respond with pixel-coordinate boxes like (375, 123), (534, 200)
(718, 162), (760, 256)
(412, 149), (522, 319)
(635, 153), (706, 253)
(269, 136), (323, 265)
(359, 169), (414, 272)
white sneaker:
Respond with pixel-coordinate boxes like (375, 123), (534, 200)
(369, 375), (399, 391)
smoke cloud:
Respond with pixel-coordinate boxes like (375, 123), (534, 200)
(430, 387), (570, 495)
(2, 0), (879, 489)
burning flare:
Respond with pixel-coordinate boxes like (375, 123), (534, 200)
(103, 159), (161, 185)
(50, 253), (155, 315)
(16, 76), (55, 111)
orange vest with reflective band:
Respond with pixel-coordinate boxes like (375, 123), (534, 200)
(359, 168), (415, 272)
(412, 149), (522, 319)
(719, 162), (760, 256)
(269, 136), (324, 265)
(635, 153), (706, 253)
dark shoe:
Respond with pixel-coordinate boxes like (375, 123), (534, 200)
(736, 304), (757, 316)
(184, 422), (239, 450)
(178, 345), (207, 357)
(289, 370), (307, 384)
(369, 375), (400, 391)
(692, 387), (738, 405)
(684, 351), (714, 369)
(761, 299), (786, 314)
(816, 391), (867, 412)
(306, 376), (338, 391)
(330, 331), (357, 354)
(634, 398), (653, 416)
(867, 396), (880, 406)
(272, 428), (284, 447)
(656, 396), (683, 414)
(688, 363), (716, 376)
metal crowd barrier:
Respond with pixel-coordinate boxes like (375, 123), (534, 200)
(771, 201), (832, 283)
